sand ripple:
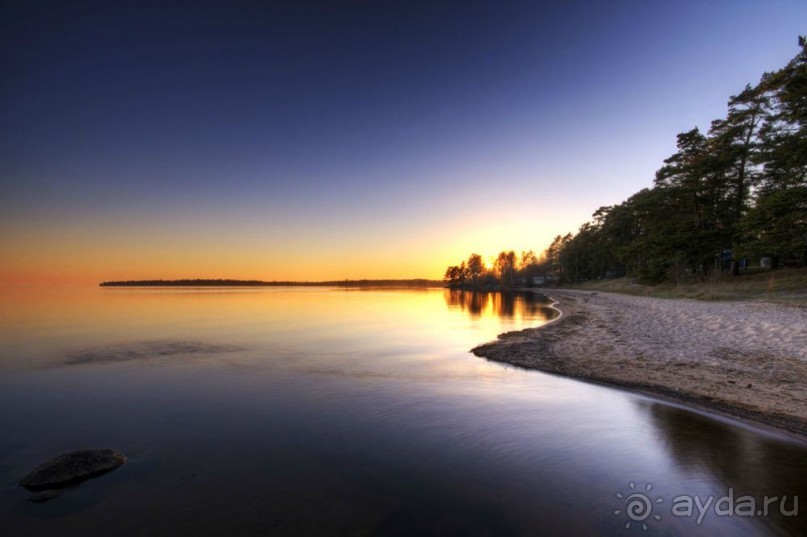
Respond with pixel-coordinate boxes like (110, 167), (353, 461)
(473, 290), (807, 439)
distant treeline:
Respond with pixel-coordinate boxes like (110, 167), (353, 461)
(100, 279), (441, 287)
(444, 252), (546, 290)
(447, 38), (807, 286)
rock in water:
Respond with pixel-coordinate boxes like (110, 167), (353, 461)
(19, 449), (127, 490)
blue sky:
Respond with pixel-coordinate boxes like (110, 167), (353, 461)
(1, 0), (806, 282)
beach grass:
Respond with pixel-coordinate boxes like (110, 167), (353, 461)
(569, 267), (807, 305)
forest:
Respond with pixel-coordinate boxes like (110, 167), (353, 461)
(446, 38), (807, 287)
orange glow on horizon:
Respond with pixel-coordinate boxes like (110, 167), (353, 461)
(0, 205), (587, 286)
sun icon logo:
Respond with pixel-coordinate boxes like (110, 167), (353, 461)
(614, 482), (663, 531)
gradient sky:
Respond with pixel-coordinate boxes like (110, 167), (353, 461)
(2, 0), (806, 284)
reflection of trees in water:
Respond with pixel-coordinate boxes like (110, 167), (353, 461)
(638, 401), (806, 535)
(445, 290), (489, 317)
(444, 290), (556, 320)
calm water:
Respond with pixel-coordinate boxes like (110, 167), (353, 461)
(0, 287), (804, 536)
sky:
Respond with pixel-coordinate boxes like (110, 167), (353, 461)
(1, 0), (806, 285)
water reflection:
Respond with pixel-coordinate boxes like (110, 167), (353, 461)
(639, 400), (806, 535)
(443, 289), (557, 320)
(0, 287), (804, 536)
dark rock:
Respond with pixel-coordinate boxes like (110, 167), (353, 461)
(29, 490), (61, 502)
(19, 449), (127, 490)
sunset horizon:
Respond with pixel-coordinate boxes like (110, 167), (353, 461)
(3, 2), (806, 286)
(2, 2), (806, 535)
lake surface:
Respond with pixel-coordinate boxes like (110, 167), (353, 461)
(0, 286), (804, 536)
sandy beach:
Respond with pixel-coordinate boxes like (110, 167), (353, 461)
(473, 290), (807, 439)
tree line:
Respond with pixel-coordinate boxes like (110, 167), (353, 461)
(446, 38), (807, 286)
(443, 251), (545, 289)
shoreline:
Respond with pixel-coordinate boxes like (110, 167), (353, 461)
(472, 290), (807, 442)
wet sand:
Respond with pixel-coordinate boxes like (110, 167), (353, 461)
(473, 290), (807, 439)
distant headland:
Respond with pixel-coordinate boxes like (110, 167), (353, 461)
(99, 279), (442, 287)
